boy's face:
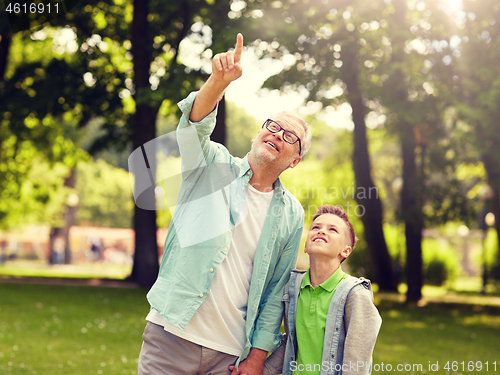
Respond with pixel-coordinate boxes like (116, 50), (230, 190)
(305, 213), (352, 261)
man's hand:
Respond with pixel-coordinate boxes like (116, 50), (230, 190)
(212, 33), (243, 84)
(189, 33), (244, 122)
(229, 359), (264, 375)
(228, 348), (267, 375)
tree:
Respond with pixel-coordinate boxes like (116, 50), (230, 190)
(127, 0), (235, 288)
(0, 30), (88, 232)
(380, 0), (426, 302)
(0, 29), (11, 80)
(457, 0), (500, 278)
(1, 0), (238, 287)
(240, 0), (397, 290)
(0, 16), (128, 262)
(378, 0), (488, 301)
(238, 0), (480, 299)
(76, 158), (134, 228)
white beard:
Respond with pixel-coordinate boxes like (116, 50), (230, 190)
(250, 142), (278, 165)
(250, 141), (296, 174)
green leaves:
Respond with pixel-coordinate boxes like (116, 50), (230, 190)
(75, 159), (134, 229)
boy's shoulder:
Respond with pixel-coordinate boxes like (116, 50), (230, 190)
(340, 275), (373, 292)
(285, 269), (307, 294)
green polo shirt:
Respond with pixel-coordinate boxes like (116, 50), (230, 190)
(294, 267), (348, 375)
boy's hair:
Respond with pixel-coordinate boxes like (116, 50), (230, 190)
(312, 205), (358, 248)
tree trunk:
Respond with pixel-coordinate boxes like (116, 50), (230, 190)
(0, 32), (12, 83)
(130, 103), (159, 288)
(63, 168), (77, 264)
(48, 227), (63, 264)
(213, 95), (226, 145)
(482, 152), (500, 278)
(492, 186), (500, 278)
(388, 0), (424, 302)
(400, 127), (423, 302)
(129, 0), (160, 288)
(47, 169), (78, 265)
(343, 38), (397, 291)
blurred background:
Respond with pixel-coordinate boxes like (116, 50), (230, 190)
(1, 0), (500, 302)
(2, 1), (500, 374)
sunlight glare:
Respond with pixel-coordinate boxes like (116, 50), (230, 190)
(445, 0), (463, 13)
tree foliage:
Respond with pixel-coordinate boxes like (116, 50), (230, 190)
(232, 0), (490, 298)
(1, 0), (241, 286)
(76, 158), (134, 229)
(456, 0), (500, 276)
(2, 0), (499, 290)
(239, 0), (399, 290)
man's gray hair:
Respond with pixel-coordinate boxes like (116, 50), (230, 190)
(270, 112), (312, 157)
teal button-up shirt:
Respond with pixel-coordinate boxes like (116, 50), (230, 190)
(146, 91), (304, 364)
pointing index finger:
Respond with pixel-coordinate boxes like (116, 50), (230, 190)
(234, 33), (243, 62)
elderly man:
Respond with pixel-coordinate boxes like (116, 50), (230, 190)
(138, 33), (312, 375)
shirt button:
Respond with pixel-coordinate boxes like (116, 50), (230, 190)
(199, 293), (204, 297)
(235, 208), (239, 212)
(210, 268), (214, 272)
(224, 247), (227, 251)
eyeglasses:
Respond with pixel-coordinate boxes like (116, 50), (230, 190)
(262, 119), (302, 156)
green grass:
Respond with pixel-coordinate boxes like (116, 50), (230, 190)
(0, 260), (131, 280)
(0, 283), (147, 375)
(374, 301), (500, 374)
(1, 283), (500, 375)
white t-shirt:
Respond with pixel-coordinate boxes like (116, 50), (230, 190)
(147, 183), (274, 356)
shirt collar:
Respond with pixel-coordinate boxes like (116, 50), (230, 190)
(300, 267), (345, 292)
(240, 154), (252, 178)
(272, 177), (285, 197)
(300, 269), (313, 290)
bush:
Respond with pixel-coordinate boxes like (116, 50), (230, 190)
(425, 258), (448, 286)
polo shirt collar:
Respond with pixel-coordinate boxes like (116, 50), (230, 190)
(300, 269), (313, 290)
(300, 267), (345, 292)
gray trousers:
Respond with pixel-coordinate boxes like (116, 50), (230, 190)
(138, 322), (238, 375)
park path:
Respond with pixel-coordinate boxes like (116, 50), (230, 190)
(2, 276), (500, 307)
(376, 291), (500, 307)
(0, 276), (138, 288)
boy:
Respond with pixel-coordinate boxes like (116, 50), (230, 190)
(258, 204), (382, 375)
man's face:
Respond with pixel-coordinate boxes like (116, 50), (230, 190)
(250, 115), (304, 171)
(305, 213), (352, 262)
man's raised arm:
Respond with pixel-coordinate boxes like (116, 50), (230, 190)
(189, 33), (244, 123)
